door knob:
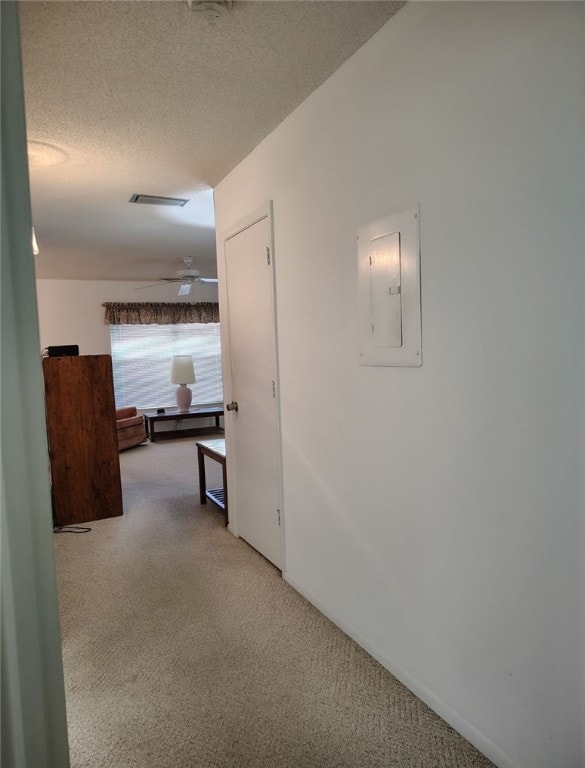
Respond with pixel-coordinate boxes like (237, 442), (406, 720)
(226, 401), (239, 412)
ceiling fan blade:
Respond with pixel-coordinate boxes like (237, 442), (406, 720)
(178, 283), (192, 296)
(135, 283), (165, 290)
(198, 277), (218, 284)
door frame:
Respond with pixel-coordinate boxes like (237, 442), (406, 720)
(1, 3), (70, 765)
(218, 201), (285, 571)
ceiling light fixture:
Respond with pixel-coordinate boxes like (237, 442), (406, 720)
(129, 194), (189, 207)
(27, 140), (68, 168)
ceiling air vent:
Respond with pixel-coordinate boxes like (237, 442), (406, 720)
(129, 194), (189, 207)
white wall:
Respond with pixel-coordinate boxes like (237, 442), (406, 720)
(214, 4), (585, 768)
(36, 278), (218, 355)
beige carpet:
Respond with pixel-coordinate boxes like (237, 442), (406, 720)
(54, 437), (494, 768)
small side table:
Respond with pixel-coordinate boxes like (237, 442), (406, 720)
(196, 438), (227, 525)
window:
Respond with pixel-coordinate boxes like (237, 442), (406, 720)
(109, 323), (223, 409)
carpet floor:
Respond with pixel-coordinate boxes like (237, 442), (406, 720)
(54, 437), (494, 768)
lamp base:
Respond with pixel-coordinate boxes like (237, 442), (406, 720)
(176, 384), (193, 412)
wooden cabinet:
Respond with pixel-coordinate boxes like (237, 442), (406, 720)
(43, 355), (123, 525)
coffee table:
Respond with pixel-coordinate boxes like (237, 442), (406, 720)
(144, 405), (223, 442)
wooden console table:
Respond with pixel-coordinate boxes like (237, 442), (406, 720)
(144, 406), (223, 442)
(196, 438), (227, 525)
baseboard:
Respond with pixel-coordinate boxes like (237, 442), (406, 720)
(283, 571), (519, 768)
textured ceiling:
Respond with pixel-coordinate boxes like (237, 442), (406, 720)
(19, 0), (404, 281)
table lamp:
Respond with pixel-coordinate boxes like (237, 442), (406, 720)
(170, 355), (196, 412)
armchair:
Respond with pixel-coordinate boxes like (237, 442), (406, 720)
(115, 407), (147, 451)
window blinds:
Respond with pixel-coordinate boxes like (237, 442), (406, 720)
(109, 323), (223, 409)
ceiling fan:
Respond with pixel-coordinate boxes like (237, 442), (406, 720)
(138, 257), (218, 297)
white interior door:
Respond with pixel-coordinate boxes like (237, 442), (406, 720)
(224, 209), (282, 568)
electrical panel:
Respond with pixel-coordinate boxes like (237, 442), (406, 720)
(358, 205), (421, 367)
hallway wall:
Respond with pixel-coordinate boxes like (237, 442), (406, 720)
(213, 3), (585, 768)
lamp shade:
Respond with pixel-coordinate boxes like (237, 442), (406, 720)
(170, 355), (196, 384)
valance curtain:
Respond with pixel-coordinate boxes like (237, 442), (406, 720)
(103, 302), (220, 325)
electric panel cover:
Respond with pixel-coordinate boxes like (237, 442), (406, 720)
(358, 205), (421, 367)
